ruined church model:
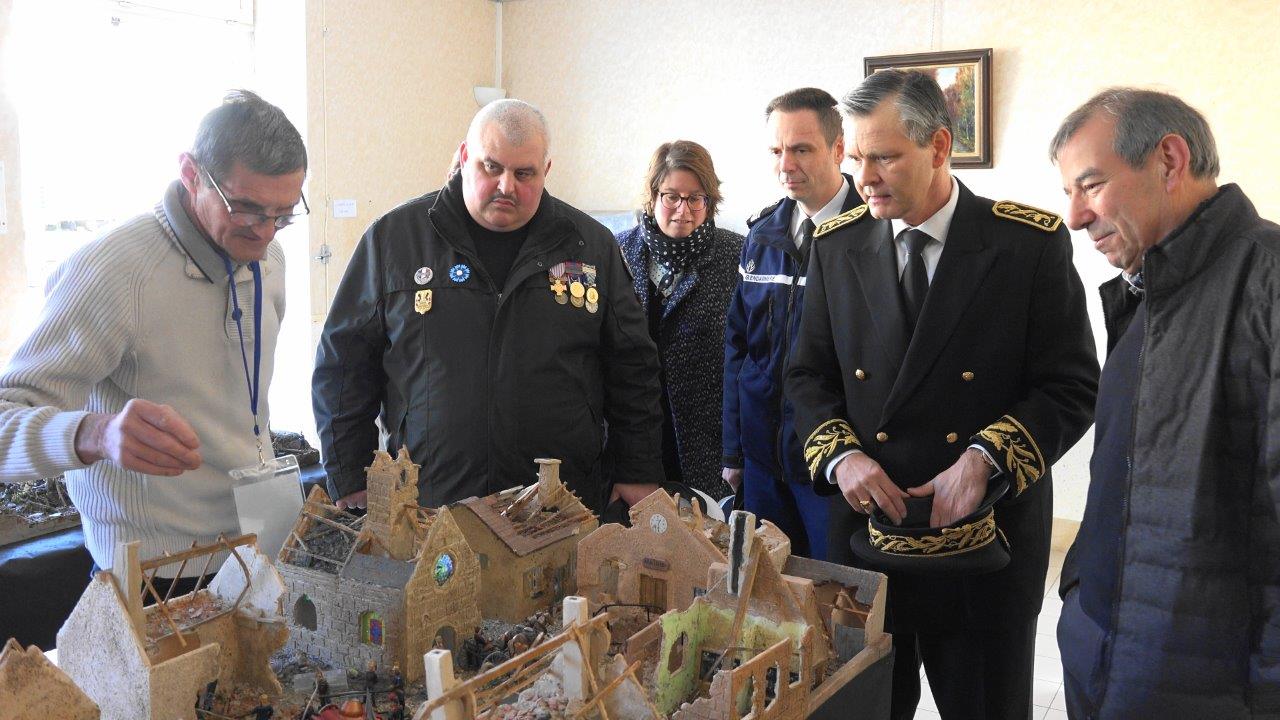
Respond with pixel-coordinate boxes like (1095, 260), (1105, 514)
(56, 534), (287, 720)
(277, 447), (483, 684)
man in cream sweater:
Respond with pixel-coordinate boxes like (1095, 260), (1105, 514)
(0, 90), (307, 596)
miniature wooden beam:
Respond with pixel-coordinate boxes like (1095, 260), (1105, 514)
(137, 533), (257, 571)
(301, 512), (360, 536)
(111, 541), (144, 633)
(572, 660), (643, 718)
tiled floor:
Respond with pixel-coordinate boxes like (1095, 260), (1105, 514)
(912, 518), (1078, 720)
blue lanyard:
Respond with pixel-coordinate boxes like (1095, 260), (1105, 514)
(221, 255), (263, 461)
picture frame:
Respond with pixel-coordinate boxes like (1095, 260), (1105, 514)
(864, 48), (993, 169)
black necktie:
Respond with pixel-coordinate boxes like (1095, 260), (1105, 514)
(799, 218), (815, 250)
(900, 228), (931, 330)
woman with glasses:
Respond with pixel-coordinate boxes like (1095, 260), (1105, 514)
(614, 141), (743, 499)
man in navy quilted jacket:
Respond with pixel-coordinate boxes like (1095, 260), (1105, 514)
(722, 87), (858, 560)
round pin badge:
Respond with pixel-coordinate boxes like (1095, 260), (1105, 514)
(449, 264), (471, 283)
(414, 266), (433, 285)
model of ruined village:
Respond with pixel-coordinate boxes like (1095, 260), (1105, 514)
(3, 448), (889, 719)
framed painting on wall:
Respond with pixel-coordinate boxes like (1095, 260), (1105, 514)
(864, 48), (993, 168)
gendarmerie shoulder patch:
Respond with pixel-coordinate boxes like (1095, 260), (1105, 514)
(992, 200), (1062, 232)
(813, 204), (869, 238)
(747, 198), (785, 227)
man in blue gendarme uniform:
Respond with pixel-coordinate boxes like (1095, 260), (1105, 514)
(722, 87), (858, 560)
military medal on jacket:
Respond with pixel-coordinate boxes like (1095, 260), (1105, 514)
(414, 289), (433, 314)
(584, 264), (599, 313)
(549, 261), (600, 314)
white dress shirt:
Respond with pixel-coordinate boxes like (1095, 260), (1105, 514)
(889, 176), (960, 282)
(789, 179), (851, 248)
(824, 176), (997, 485)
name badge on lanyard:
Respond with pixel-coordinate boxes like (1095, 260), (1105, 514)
(221, 255), (303, 557)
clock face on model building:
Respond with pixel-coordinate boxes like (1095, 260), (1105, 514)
(649, 513), (668, 534)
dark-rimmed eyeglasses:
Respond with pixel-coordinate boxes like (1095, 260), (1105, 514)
(658, 192), (708, 211)
(203, 169), (309, 229)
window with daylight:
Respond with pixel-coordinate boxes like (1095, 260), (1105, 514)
(7, 0), (254, 341)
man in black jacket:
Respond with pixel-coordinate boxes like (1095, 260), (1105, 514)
(786, 70), (1098, 719)
(313, 100), (663, 510)
(1053, 89), (1280, 719)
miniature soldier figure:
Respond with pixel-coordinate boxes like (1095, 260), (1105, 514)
(243, 694), (273, 720)
(363, 660), (379, 693)
(509, 633), (530, 655)
(390, 663), (404, 692)
(480, 649), (510, 673)
(460, 626), (489, 671)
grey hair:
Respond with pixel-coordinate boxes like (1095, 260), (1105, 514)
(1049, 88), (1219, 178)
(191, 89), (307, 182)
(468, 99), (551, 160)
(841, 69), (953, 149)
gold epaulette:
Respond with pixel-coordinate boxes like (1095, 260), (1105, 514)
(992, 201), (1062, 232)
(813, 205), (869, 238)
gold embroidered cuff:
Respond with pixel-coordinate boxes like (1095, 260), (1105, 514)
(868, 511), (998, 558)
(974, 414), (1045, 496)
(804, 418), (861, 480)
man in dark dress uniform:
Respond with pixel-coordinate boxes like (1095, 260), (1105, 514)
(786, 69), (1098, 719)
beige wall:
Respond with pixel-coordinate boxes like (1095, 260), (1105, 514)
(304, 0), (496, 326)
(499, 0), (1280, 520)
(0, 0), (26, 359)
(504, 0), (1279, 221)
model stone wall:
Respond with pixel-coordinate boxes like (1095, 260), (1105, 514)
(577, 492), (723, 613)
(57, 577), (158, 720)
(449, 509), (534, 621)
(402, 518), (483, 683)
(280, 563), (404, 672)
(342, 579), (405, 673)
(0, 640), (100, 720)
(365, 449), (420, 561)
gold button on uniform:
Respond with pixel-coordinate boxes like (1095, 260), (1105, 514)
(855, 369), (867, 380)
(875, 431), (889, 442)
(962, 371), (975, 381)
(946, 432), (959, 443)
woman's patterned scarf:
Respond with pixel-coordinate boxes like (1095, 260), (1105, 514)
(640, 213), (715, 296)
